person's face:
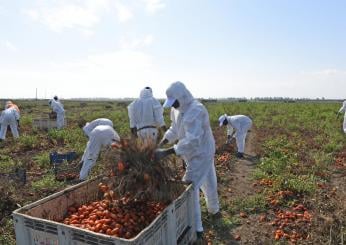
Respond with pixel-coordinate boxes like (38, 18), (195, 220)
(222, 118), (228, 126)
(172, 99), (180, 109)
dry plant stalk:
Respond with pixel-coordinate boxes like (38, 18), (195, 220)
(104, 138), (184, 203)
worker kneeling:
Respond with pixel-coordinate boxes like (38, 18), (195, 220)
(79, 125), (120, 181)
(218, 114), (252, 158)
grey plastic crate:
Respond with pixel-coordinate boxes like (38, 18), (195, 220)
(33, 118), (67, 130)
(12, 177), (196, 245)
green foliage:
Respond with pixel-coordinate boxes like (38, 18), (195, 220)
(18, 134), (39, 150)
(0, 155), (15, 172)
(31, 173), (65, 192)
(48, 128), (68, 141)
(19, 115), (33, 127)
(230, 194), (267, 214)
(33, 152), (50, 168)
(273, 174), (317, 194)
(0, 219), (15, 245)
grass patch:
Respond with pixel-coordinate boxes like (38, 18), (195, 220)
(18, 134), (39, 150)
(230, 194), (267, 214)
(0, 156), (16, 172)
(33, 152), (50, 168)
(0, 219), (15, 245)
(31, 173), (65, 192)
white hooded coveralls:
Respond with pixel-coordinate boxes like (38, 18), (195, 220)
(0, 108), (20, 140)
(338, 100), (346, 134)
(163, 82), (220, 232)
(128, 87), (165, 144)
(83, 118), (113, 137)
(225, 115), (252, 153)
(79, 125), (120, 180)
(49, 99), (65, 129)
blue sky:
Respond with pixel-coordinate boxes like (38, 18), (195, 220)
(0, 0), (345, 99)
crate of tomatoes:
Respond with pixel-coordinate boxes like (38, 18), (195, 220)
(12, 176), (196, 245)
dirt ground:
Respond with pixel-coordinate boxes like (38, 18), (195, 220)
(1, 122), (345, 244)
(203, 128), (346, 245)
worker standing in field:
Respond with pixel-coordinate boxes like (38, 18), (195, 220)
(79, 125), (120, 181)
(337, 100), (346, 133)
(82, 118), (113, 137)
(127, 87), (166, 145)
(0, 102), (20, 141)
(154, 81), (220, 240)
(48, 96), (65, 129)
(218, 114), (252, 158)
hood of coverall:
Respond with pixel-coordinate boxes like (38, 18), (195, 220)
(139, 87), (153, 99)
(5, 101), (13, 109)
(218, 114), (228, 127)
(165, 82), (194, 112)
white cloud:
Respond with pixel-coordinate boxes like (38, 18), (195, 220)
(301, 68), (346, 77)
(119, 35), (154, 49)
(21, 9), (39, 20)
(142, 0), (166, 14)
(22, 0), (111, 33)
(0, 48), (160, 98)
(0, 6), (6, 16)
(28, 6), (97, 32)
(114, 2), (134, 23)
(22, 0), (165, 33)
(4, 41), (18, 52)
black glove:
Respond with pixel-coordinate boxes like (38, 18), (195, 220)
(158, 138), (168, 148)
(160, 125), (167, 131)
(17, 120), (20, 129)
(130, 127), (137, 137)
(78, 161), (84, 170)
(226, 135), (232, 144)
(154, 147), (175, 161)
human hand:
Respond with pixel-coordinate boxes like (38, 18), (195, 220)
(226, 135), (232, 144)
(154, 147), (175, 161)
(158, 138), (168, 148)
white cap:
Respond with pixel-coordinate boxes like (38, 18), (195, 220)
(218, 114), (227, 127)
(163, 97), (176, 108)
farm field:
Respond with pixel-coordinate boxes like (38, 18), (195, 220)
(0, 100), (345, 244)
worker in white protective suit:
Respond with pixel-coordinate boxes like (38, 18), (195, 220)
(48, 96), (65, 129)
(337, 100), (346, 133)
(0, 103), (20, 141)
(127, 87), (166, 145)
(79, 125), (120, 180)
(5, 101), (20, 113)
(218, 114), (252, 158)
(82, 118), (113, 137)
(154, 81), (220, 240)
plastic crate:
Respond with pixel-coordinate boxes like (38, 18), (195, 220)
(50, 151), (77, 165)
(33, 118), (57, 130)
(12, 177), (196, 245)
(33, 118), (67, 130)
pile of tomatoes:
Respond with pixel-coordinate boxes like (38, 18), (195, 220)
(271, 204), (312, 243)
(56, 173), (79, 181)
(61, 183), (167, 239)
(216, 152), (231, 163)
